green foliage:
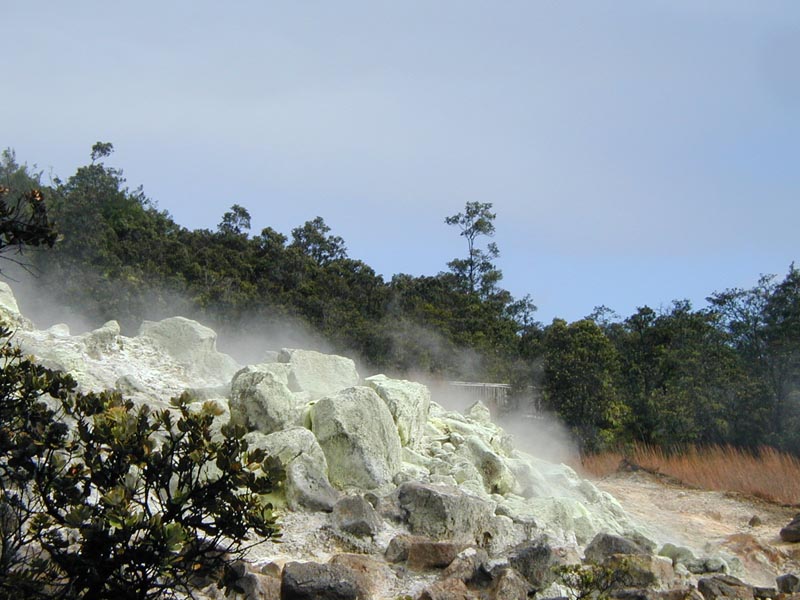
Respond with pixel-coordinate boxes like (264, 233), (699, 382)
(0, 328), (281, 599)
(445, 201), (503, 298)
(553, 562), (635, 600)
(543, 319), (626, 451)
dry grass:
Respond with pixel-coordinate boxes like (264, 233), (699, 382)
(579, 444), (800, 506)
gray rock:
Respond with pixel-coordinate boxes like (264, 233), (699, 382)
(310, 386), (402, 490)
(395, 481), (494, 544)
(285, 454), (340, 512)
(697, 575), (754, 600)
(753, 586), (777, 599)
(280, 561), (363, 600)
(487, 567), (531, 600)
(601, 554), (676, 590)
(279, 348), (359, 399)
(365, 374), (430, 449)
(332, 496), (382, 538)
(584, 533), (651, 564)
(777, 573), (800, 594)
(781, 514), (800, 543)
(407, 540), (471, 570)
(442, 547), (490, 584)
(327, 554), (396, 598)
(507, 538), (558, 591)
(418, 578), (478, 600)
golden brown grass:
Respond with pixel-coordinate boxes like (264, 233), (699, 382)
(579, 444), (800, 506)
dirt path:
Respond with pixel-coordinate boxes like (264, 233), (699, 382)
(593, 470), (800, 586)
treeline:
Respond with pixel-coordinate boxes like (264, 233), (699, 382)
(2, 144), (798, 455)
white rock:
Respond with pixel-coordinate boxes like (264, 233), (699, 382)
(230, 369), (299, 434)
(310, 386), (402, 490)
(138, 316), (239, 382)
(244, 427), (339, 512)
(279, 348), (359, 399)
(365, 374), (430, 450)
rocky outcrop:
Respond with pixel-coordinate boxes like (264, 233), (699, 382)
(310, 386), (402, 490)
(365, 374), (430, 449)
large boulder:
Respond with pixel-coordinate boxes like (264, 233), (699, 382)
(230, 369), (298, 434)
(310, 386), (402, 490)
(244, 428), (339, 511)
(138, 317), (238, 382)
(365, 374), (430, 449)
(278, 349), (359, 399)
(395, 482), (495, 544)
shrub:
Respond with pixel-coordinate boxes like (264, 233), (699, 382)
(0, 325), (282, 599)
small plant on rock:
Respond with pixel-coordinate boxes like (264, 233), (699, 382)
(553, 561), (635, 600)
(0, 326), (282, 600)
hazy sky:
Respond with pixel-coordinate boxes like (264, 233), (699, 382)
(3, 2), (798, 324)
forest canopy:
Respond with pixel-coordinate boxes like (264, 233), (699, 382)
(2, 144), (799, 455)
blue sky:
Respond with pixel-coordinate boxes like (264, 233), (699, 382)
(3, 2), (798, 324)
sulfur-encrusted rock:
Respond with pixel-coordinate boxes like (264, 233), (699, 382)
(310, 386), (401, 490)
(395, 481), (494, 544)
(138, 316), (238, 382)
(244, 428), (338, 511)
(365, 374), (430, 449)
(278, 348), (359, 399)
(230, 369), (298, 434)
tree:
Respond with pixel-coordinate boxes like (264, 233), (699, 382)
(289, 217), (347, 265)
(542, 319), (625, 451)
(445, 202), (502, 297)
(0, 329), (282, 599)
(217, 204), (251, 237)
(0, 186), (58, 269)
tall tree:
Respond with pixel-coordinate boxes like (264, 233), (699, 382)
(445, 202), (502, 297)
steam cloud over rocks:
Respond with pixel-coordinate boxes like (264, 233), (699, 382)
(2, 281), (767, 598)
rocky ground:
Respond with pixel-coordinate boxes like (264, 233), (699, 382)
(595, 469), (800, 587)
